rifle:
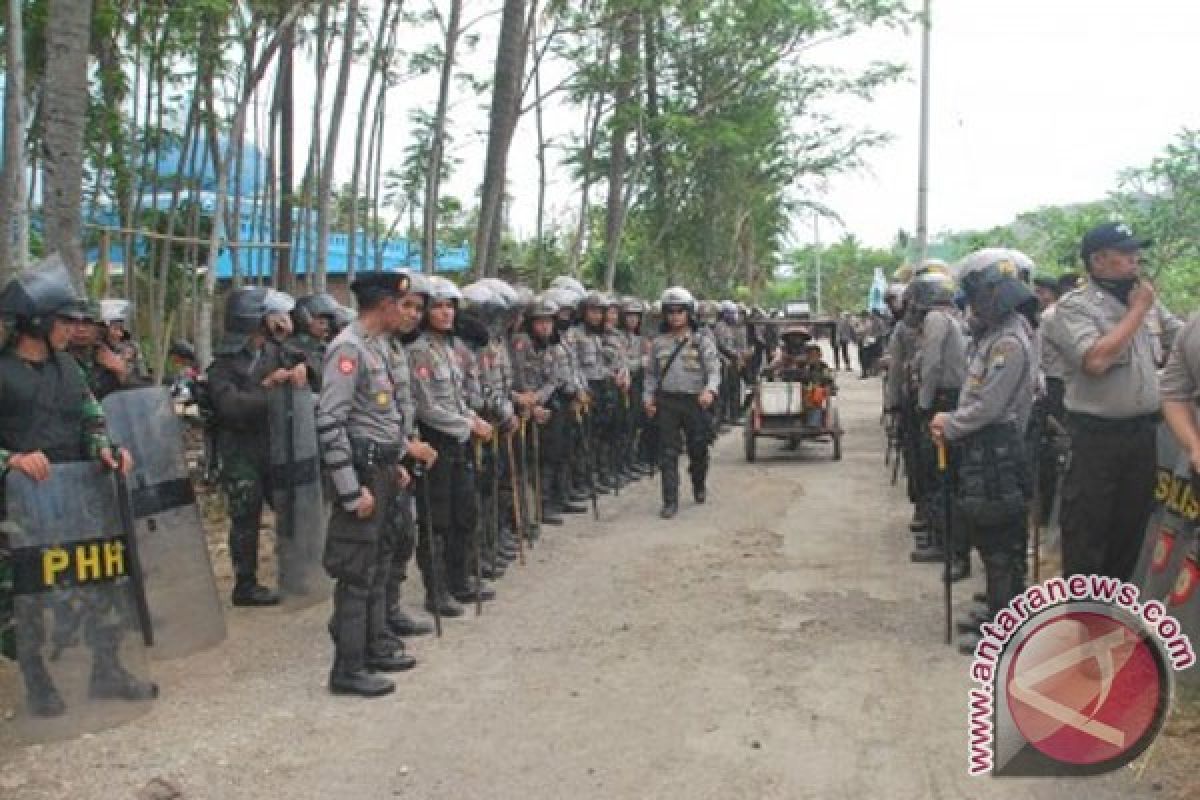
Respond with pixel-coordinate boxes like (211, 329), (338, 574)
(111, 451), (154, 647)
(937, 441), (953, 646)
(281, 384), (296, 540)
(516, 418), (535, 546)
(530, 417), (542, 527)
(470, 439), (485, 616)
(413, 463), (443, 637)
(490, 438), (500, 570)
(504, 432), (527, 566)
(576, 406), (599, 520)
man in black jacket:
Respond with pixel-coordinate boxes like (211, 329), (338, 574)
(207, 288), (310, 606)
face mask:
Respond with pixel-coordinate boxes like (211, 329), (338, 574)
(1091, 275), (1136, 305)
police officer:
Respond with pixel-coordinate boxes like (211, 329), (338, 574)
(381, 273), (437, 638)
(512, 296), (583, 519)
(619, 298), (654, 477)
(291, 292), (340, 390)
(1161, 311), (1200, 480)
(644, 287), (721, 519)
(574, 292), (622, 490)
(317, 271), (428, 697)
(882, 280), (928, 537)
(547, 285), (593, 503)
(0, 260), (151, 716)
(1042, 223), (1181, 582)
(98, 298), (148, 383)
(930, 250), (1037, 653)
(713, 301), (741, 425)
(207, 287), (310, 606)
(909, 270), (970, 581)
(408, 278), (494, 613)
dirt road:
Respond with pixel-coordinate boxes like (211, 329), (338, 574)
(0, 374), (1185, 798)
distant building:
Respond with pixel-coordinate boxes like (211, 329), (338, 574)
(78, 127), (470, 278)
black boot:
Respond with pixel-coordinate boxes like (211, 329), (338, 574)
(945, 555), (971, 583)
(910, 544), (944, 563)
(387, 606), (433, 637)
(329, 584), (396, 697)
(541, 503), (564, 526)
(909, 507), (930, 532)
(661, 456), (680, 518)
(19, 654), (66, 717)
(452, 577), (496, 604)
(89, 644), (159, 702)
(232, 579), (280, 607)
(424, 592), (465, 618)
(229, 522), (279, 606)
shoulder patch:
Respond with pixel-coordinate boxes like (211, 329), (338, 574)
(338, 356), (356, 375)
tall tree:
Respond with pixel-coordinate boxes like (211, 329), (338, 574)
(0, 0), (30, 280)
(315, 0), (361, 292)
(474, 0), (528, 277)
(602, 5), (640, 291)
(41, 0), (95, 287)
(422, 0), (464, 274)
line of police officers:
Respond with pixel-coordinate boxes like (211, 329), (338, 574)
(883, 222), (1193, 653)
(0, 257), (754, 715)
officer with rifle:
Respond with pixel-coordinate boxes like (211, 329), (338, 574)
(930, 249), (1037, 654)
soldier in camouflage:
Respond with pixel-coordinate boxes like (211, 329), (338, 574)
(207, 287), (311, 607)
(0, 261), (151, 716)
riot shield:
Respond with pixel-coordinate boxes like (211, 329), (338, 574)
(4, 463), (156, 743)
(1166, 540), (1200, 686)
(102, 388), (225, 659)
(267, 385), (330, 608)
(1133, 425), (1194, 598)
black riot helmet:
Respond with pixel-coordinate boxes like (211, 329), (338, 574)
(220, 287), (295, 352)
(0, 255), (81, 337)
(292, 292), (340, 332)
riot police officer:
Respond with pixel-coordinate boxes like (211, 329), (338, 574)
(644, 287), (721, 519)
(930, 249), (1037, 653)
(909, 270), (970, 581)
(291, 292), (341, 390)
(207, 287), (310, 606)
(408, 278), (495, 613)
(318, 271), (423, 697)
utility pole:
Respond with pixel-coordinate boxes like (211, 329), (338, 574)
(915, 0), (932, 267)
(813, 213), (822, 316)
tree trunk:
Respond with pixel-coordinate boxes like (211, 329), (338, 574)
(0, 0), (30, 281)
(300, 0), (332, 289)
(347, 0), (397, 285)
(643, 8), (673, 285)
(422, 0), (463, 275)
(275, 19), (295, 291)
(603, 8), (640, 291)
(198, 9), (303, 367)
(41, 0), (94, 288)
(532, 15), (547, 289)
(315, 0), (360, 292)
(474, 0), (528, 278)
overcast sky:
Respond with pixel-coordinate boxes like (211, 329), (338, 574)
(293, 0), (1200, 251)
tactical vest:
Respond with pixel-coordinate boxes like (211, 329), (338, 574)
(0, 351), (89, 462)
(956, 423), (1029, 526)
